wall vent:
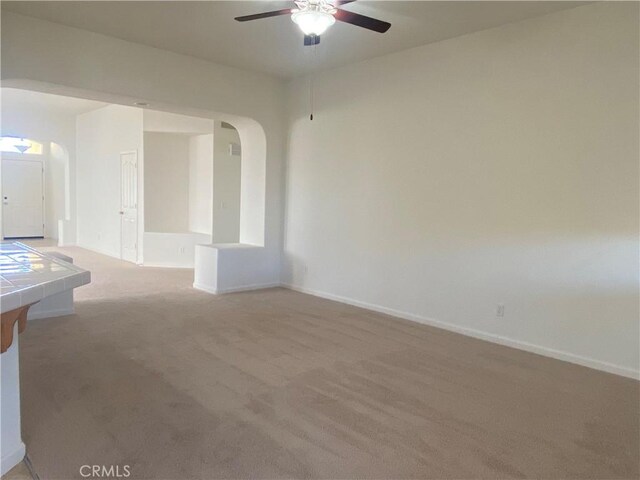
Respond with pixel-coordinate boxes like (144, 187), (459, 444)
(229, 142), (241, 156)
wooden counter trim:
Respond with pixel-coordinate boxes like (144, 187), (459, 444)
(1, 304), (32, 353)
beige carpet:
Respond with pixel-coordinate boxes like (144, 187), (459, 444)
(17, 246), (639, 479)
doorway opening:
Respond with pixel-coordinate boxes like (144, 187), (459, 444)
(1, 88), (107, 245)
(2, 84), (268, 291)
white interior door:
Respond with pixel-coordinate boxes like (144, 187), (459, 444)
(120, 151), (138, 263)
(2, 158), (44, 238)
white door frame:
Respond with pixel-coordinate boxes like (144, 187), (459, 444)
(120, 150), (138, 263)
(1, 156), (45, 239)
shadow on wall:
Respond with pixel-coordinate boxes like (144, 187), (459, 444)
(142, 114), (245, 267)
(138, 106), (267, 249)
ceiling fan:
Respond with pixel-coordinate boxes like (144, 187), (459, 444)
(235, 0), (391, 46)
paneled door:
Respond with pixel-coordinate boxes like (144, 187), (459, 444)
(2, 158), (44, 238)
(120, 151), (138, 263)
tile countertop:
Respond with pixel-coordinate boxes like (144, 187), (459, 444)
(0, 242), (91, 314)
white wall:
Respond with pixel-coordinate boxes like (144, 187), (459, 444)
(144, 110), (213, 136)
(213, 122), (241, 243)
(1, 90), (76, 243)
(47, 143), (67, 240)
(143, 231), (211, 268)
(144, 132), (190, 233)
(189, 134), (213, 235)
(76, 105), (143, 259)
(284, 3), (639, 377)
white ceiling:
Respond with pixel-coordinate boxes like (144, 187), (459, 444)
(1, 88), (108, 116)
(2, 1), (586, 79)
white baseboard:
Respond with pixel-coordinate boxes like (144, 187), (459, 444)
(193, 282), (281, 295)
(193, 282), (217, 294)
(76, 243), (121, 260)
(28, 307), (75, 321)
(77, 245), (189, 269)
(143, 262), (194, 269)
(1, 442), (25, 476)
(282, 283), (639, 380)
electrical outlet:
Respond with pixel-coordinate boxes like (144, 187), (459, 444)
(178, 246), (186, 254)
(496, 304), (505, 318)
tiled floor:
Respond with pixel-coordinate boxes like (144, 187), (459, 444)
(1, 460), (35, 480)
(15, 238), (57, 249)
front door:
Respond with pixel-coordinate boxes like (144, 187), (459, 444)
(2, 158), (44, 238)
(120, 151), (138, 263)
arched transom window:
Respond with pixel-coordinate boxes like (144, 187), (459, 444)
(0, 137), (43, 155)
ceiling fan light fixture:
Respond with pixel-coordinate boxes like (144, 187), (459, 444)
(291, 9), (335, 36)
(234, 0), (392, 42)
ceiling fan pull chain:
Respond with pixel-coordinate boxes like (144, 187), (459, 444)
(310, 41), (318, 121)
(310, 72), (314, 121)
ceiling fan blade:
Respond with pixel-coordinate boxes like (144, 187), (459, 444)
(235, 8), (292, 22)
(334, 9), (391, 33)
